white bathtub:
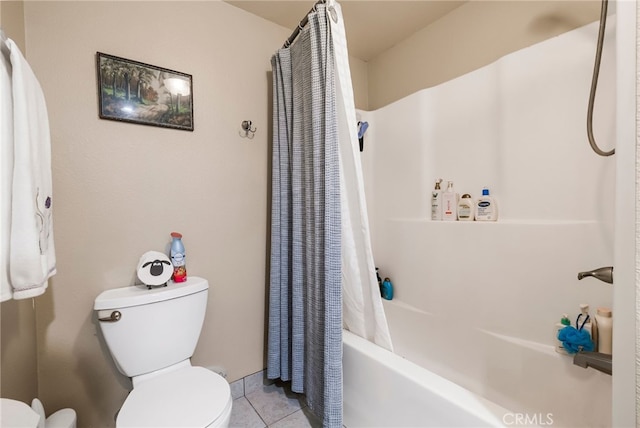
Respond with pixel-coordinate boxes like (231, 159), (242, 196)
(373, 298), (612, 428)
(342, 329), (511, 427)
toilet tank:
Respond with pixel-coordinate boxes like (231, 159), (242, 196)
(94, 277), (209, 378)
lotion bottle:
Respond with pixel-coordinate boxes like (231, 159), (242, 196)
(457, 194), (474, 221)
(475, 187), (498, 221)
(431, 179), (443, 221)
(442, 181), (458, 221)
(594, 307), (612, 354)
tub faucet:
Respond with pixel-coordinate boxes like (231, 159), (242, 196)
(577, 266), (613, 284)
(573, 351), (612, 375)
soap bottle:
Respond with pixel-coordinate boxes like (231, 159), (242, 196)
(170, 232), (187, 283)
(457, 194), (474, 221)
(381, 277), (393, 300)
(442, 181), (458, 221)
(555, 313), (571, 354)
(475, 187), (498, 221)
(431, 179), (443, 221)
(576, 303), (595, 346)
(376, 267), (382, 295)
(594, 307), (612, 354)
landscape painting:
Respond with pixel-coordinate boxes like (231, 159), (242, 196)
(97, 52), (193, 131)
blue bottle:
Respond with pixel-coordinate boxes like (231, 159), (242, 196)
(170, 232), (187, 282)
(381, 277), (393, 300)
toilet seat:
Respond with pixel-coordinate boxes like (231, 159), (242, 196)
(117, 366), (232, 427)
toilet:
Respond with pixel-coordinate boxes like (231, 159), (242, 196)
(0, 398), (76, 428)
(94, 276), (232, 427)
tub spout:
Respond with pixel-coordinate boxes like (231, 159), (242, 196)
(573, 351), (612, 375)
(577, 266), (613, 284)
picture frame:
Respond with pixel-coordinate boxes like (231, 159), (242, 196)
(96, 52), (194, 131)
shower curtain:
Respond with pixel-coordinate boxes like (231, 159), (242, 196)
(268, 1), (392, 426)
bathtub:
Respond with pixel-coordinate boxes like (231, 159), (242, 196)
(365, 298), (613, 428)
(342, 329), (511, 427)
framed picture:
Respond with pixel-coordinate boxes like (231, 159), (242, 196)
(96, 52), (193, 131)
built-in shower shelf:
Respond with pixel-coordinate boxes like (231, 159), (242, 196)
(388, 218), (602, 226)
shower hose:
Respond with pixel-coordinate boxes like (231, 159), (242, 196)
(587, 0), (615, 156)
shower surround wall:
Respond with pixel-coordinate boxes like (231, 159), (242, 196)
(361, 21), (615, 426)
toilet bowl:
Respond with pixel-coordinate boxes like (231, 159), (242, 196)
(31, 398), (77, 428)
(94, 277), (232, 428)
(1, 398), (40, 427)
(0, 398), (76, 428)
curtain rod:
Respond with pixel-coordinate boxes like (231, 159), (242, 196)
(282, 0), (326, 48)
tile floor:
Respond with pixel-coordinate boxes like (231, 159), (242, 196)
(228, 370), (321, 428)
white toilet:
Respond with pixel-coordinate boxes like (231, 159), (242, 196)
(0, 398), (76, 428)
(94, 276), (232, 427)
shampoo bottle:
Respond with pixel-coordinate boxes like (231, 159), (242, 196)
(594, 307), (612, 354)
(475, 187), (498, 221)
(457, 194), (475, 221)
(381, 277), (393, 300)
(442, 181), (458, 221)
(431, 179), (443, 221)
(170, 232), (187, 283)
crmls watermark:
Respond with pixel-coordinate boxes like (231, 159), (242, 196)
(502, 412), (554, 426)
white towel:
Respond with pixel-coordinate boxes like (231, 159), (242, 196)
(1, 35), (14, 301)
(0, 36), (56, 301)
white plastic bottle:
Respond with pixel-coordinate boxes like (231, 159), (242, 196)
(594, 307), (612, 354)
(576, 303), (596, 347)
(475, 187), (498, 221)
(442, 181), (458, 221)
(457, 194), (474, 221)
(431, 179), (443, 221)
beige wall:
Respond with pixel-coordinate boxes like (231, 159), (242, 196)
(5, 2), (362, 423)
(367, 0), (601, 109)
(1, 0), (26, 51)
(0, 0), (39, 405)
(1, 299), (38, 403)
(21, 1), (288, 425)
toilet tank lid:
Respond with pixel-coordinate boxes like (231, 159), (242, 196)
(94, 276), (208, 310)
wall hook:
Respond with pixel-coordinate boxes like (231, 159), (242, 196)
(240, 120), (257, 139)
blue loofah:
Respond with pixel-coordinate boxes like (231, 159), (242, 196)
(557, 326), (594, 354)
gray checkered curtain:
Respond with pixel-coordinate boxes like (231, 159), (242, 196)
(267, 4), (342, 427)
